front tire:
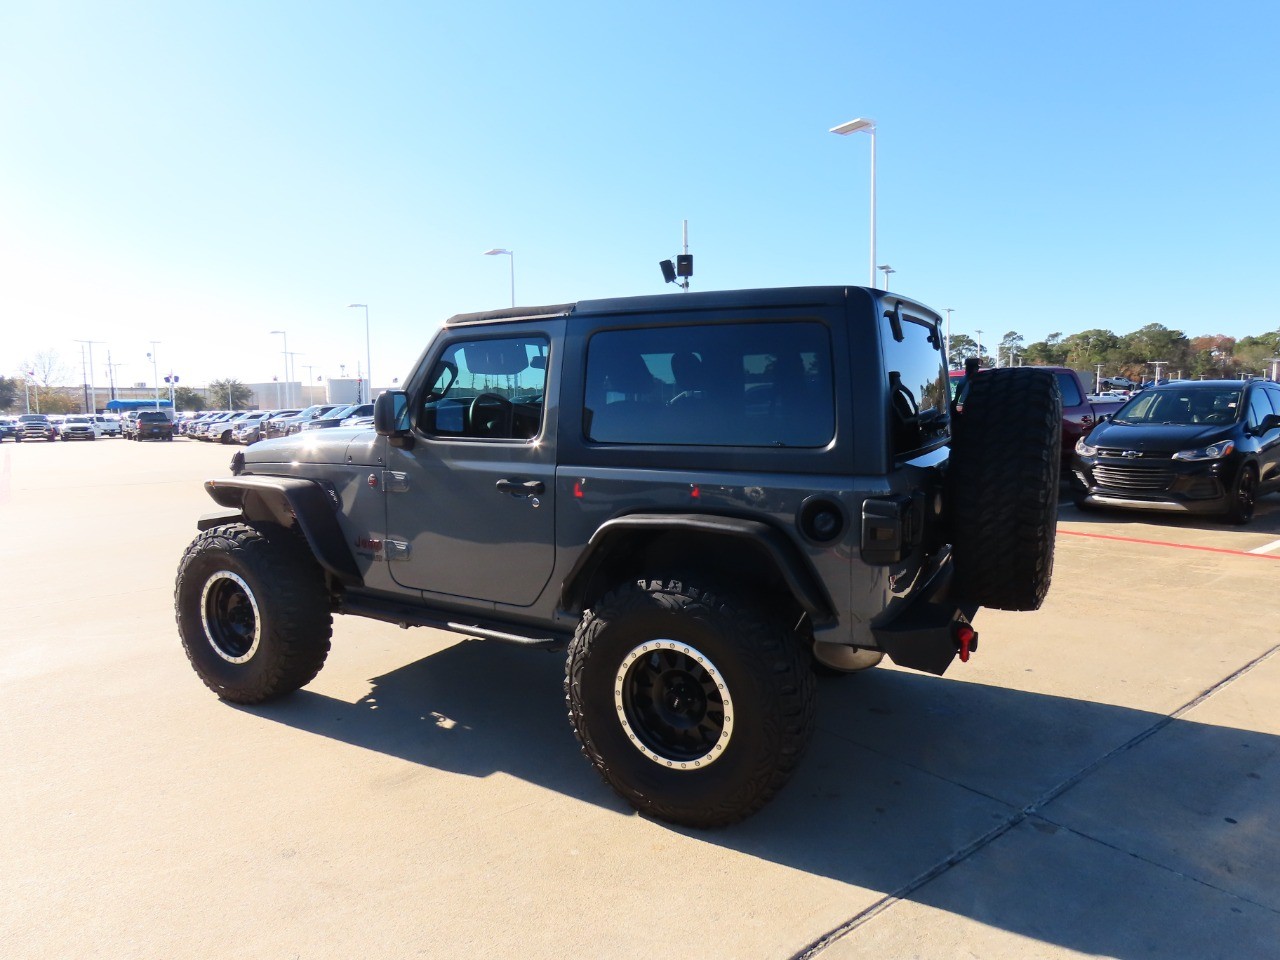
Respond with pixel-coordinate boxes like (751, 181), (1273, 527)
(1225, 464), (1257, 525)
(566, 579), (815, 828)
(175, 523), (332, 703)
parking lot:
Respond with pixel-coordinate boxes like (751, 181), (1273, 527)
(2, 437), (1278, 959)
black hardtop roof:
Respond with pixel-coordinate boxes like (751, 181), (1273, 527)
(443, 285), (928, 328)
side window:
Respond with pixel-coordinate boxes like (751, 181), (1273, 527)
(417, 336), (549, 440)
(880, 309), (948, 457)
(1246, 388), (1271, 430)
(1265, 385), (1280, 417)
(1055, 372), (1083, 407)
(584, 321), (834, 447)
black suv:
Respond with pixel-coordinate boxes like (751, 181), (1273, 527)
(175, 286), (1062, 827)
(1071, 378), (1280, 523)
(135, 411), (174, 441)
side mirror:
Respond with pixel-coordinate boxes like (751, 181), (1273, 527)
(375, 390), (412, 447)
(1261, 413), (1280, 433)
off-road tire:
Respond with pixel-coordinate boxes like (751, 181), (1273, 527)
(949, 368), (1062, 611)
(565, 579), (816, 828)
(175, 522), (332, 704)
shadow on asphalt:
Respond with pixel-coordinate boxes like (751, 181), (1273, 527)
(247, 639), (1279, 958)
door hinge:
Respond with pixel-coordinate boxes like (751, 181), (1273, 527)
(382, 471), (410, 493)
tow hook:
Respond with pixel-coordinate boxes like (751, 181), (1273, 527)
(954, 623), (978, 663)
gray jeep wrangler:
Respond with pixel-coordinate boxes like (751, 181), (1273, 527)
(175, 286), (1061, 827)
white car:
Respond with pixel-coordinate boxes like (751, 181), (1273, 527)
(59, 415), (103, 441)
(94, 415), (122, 437)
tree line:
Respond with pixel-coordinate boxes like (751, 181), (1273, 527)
(948, 324), (1280, 383)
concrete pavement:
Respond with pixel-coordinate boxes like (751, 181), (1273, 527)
(1, 437), (1277, 959)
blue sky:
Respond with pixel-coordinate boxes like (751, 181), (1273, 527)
(2, 1), (1276, 391)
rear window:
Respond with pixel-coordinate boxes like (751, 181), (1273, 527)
(138, 412), (169, 422)
(880, 307), (948, 456)
(584, 320), (835, 447)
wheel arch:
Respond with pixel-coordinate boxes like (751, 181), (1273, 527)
(559, 513), (836, 628)
(201, 476), (363, 586)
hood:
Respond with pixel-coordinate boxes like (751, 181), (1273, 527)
(245, 427), (377, 466)
(1086, 419), (1234, 453)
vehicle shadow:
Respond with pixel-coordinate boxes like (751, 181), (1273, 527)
(246, 639), (1280, 958)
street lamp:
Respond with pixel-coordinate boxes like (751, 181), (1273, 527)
(974, 329), (984, 365)
(286, 351), (303, 407)
(878, 264), (895, 289)
(147, 342), (161, 411)
(829, 117), (877, 287)
(269, 330), (288, 407)
(347, 304), (372, 403)
(484, 249), (515, 307)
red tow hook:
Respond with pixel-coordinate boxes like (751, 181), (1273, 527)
(955, 623), (978, 663)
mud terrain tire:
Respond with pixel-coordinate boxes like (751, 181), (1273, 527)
(566, 579), (816, 828)
(175, 523), (332, 703)
(949, 368), (1061, 611)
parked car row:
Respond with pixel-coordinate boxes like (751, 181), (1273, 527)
(175, 404), (373, 445)
(0, 413), (124, 441)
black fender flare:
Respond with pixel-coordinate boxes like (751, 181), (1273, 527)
(201, 476), (362, 586)
(559, 513), (837, 627)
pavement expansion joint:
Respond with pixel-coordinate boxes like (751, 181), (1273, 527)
(794, 640), (1280, 959)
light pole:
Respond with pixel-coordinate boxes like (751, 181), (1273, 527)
(107, 357), (124, 401)
(1149, 360), (1168, 385)
(974, 329), (984, 365)
(286, 352), (303, 407)
(878, 264), (895, 289)
(347, 305), (371, 402)
(303, 364), (315, 404)
(74, 339), (104, 413)
(269, 330), (288, 407)
(147, 342), (161, 411)
(829, 117), (877, 287)
(484, 249), (515, 307)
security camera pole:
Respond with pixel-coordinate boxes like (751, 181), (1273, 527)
(659, 220), (693, 291)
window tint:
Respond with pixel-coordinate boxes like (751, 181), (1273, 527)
(584, 321), (834, 447)
(1265, 385), (1280, 417)
(1247, 387), (1271, 429)
(1054, 372), (1083, 407)
(418, 336), (548, 440)
(880, 309), (948, 456)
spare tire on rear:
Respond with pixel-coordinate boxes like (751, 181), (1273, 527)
(948, 368), (1061, 611)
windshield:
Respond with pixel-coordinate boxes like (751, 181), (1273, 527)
(19, 415), (47, 422)
(1113, 386), (1242, 425)
(67, 416), (91, 423)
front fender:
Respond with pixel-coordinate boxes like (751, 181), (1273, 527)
(203, 476), (362, 586)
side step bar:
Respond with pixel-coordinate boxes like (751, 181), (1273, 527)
(338, 593), (569, 650)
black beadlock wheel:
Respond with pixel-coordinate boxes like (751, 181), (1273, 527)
(175, 523), (333, 704)
(565, 579), (816, 828)
(948, 368), (1062, 611)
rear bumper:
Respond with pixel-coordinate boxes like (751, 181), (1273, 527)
(871, 551), (978, 676)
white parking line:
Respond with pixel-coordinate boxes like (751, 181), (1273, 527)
(1247, 539), (1280, 555)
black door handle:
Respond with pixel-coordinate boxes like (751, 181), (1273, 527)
(496, 478), (545, 496)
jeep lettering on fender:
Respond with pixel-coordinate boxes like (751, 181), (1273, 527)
(174, 286), (1061, 827)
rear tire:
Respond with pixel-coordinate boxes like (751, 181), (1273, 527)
(948, 368), (1062, 611)
(175, 523), (332, 704)
(566, 578), (815, 828)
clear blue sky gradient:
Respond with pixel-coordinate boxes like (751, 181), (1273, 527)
(2, 1), (1276, 390)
